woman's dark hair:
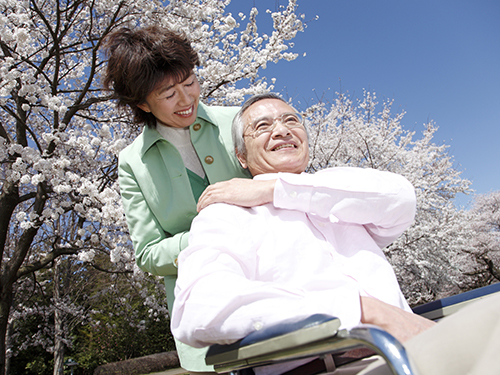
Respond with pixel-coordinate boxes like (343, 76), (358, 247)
(102, 26), (200, 127)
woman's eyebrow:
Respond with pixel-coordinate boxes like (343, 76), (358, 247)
(155, 84), (175, 96)
(155, 74), (194, 96)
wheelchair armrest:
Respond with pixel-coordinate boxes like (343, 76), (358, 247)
(412, 283), (500, 321)
(206, 314), (340, 365)
(206, 314), (417, 375)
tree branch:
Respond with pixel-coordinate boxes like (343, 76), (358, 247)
(90, 263), (133, 275)
(16, 247), (78, 280)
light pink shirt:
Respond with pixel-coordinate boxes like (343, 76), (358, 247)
(172, 167), (415, 348)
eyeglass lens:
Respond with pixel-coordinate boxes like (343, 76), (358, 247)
(250, 113), (303, 136)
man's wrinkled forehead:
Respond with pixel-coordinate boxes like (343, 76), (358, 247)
(242, 99), (295, 126)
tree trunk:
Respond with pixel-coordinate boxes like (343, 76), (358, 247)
(53, 312), (65, 375)
(0, 285), (14, 375)
(53, 260), (65, 375)
(4, 321), (12, 375)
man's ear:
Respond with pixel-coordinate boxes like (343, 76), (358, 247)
(137, 102), (151, 113)
(236, 151), (248, 169)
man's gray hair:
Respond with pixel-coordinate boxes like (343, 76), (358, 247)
(232, 93), (288, 156)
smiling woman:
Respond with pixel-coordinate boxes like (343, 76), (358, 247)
(102, 26), (258, 374)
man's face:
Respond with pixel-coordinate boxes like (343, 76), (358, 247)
(237, 99), (309, 176)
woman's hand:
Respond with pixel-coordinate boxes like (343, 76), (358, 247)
(360, 296), (436, 343)
(197, 178), (276, 212)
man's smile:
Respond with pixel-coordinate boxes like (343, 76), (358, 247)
(271, 142), (297, 151)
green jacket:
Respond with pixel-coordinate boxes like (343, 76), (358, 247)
(118, 102), (249, 371)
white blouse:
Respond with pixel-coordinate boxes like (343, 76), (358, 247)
(156, 123), (205, 178)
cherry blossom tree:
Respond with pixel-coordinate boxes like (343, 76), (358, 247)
(304, 91), (476, 305)
(0, 0), (304, 373)
(2, 0), (495, 372)
(466, 191), (500, 284)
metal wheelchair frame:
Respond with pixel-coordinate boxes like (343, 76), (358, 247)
(205, 283), (500, 375)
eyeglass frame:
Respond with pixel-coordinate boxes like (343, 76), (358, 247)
(243, 112), (305, 138)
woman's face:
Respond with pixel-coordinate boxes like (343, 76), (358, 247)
(138, 73), (201, 128)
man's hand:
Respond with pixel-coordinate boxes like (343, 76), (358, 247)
(197, 178), (276, 212)
(360, 296), (436, 343)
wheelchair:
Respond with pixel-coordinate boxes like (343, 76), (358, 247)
(205, 283), (500, 375)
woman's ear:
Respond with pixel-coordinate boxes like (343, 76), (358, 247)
(236, 151), (248, 169)
(137, 102), (151, 113)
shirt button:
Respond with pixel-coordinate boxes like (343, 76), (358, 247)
(290, 191), (298, 198)
(193, 123), (201, 131)
(204, 156), (214, 164)
(253, 321), (264, 331)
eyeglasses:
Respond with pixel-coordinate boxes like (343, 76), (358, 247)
(244, 112), (305, 138)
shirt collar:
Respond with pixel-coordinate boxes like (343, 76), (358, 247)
(138, 102), (218, 157)
(195, 101), (221, 126)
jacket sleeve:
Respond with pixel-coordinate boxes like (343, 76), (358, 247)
(273, 167), (416, 248)
(118, 155), (185, 276)
(170, 204), (362, 348)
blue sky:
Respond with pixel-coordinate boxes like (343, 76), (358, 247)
(228, 0), (500, 208)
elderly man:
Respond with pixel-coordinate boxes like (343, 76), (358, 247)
(171, 93), (433, 349)
(171, 93), (500, 375)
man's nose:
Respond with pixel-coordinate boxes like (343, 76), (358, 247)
(272, 121), (292, 137)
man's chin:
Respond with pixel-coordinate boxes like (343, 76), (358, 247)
(272, 159), (308, 174)
(253, 166), (305, 176)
